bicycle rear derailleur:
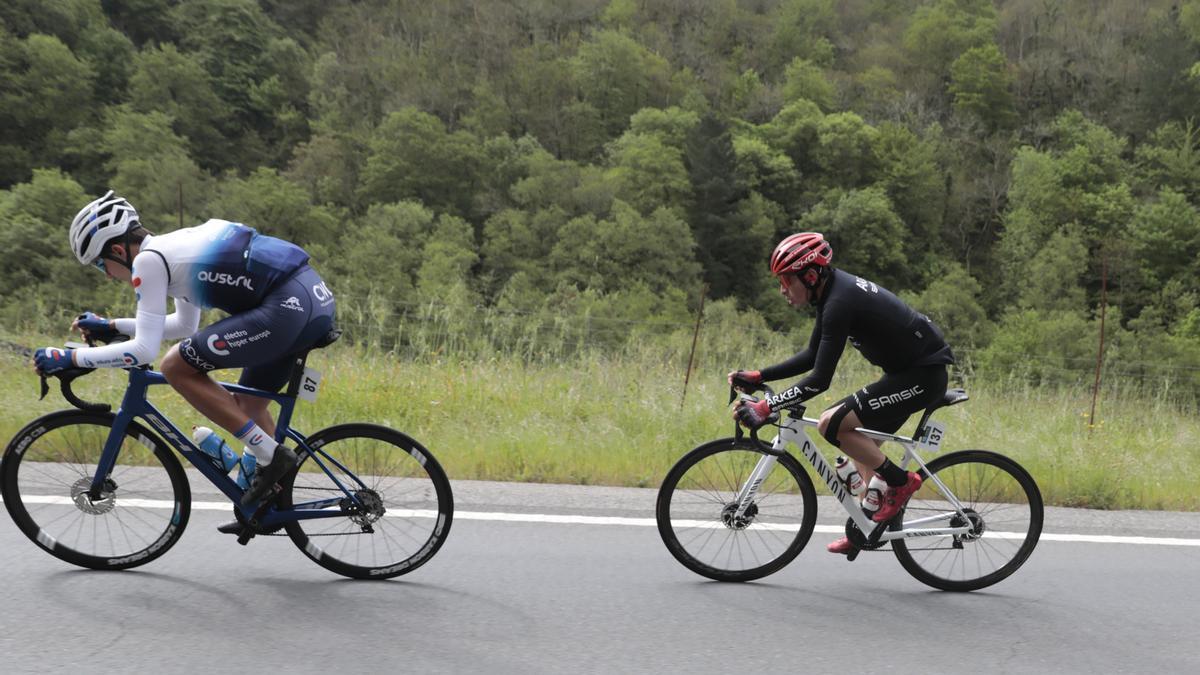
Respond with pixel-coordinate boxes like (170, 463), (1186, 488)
(343, 488), (385, 532)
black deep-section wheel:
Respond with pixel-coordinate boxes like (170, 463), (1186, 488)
(892, 450), (1043, 591)
(280, 423), (453, 580)
(1, 410), (190, 570)
(657, 438), (817, 582)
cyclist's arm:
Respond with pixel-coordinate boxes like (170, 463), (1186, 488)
(162, 298), (200, 339)
(72, 252), (168, 369)
(112, 298), (200, 340)
(759, 320), (821, 381)
(767, 306), (849, 408)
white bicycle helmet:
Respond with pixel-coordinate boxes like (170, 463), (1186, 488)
(69, 190), (140, 265)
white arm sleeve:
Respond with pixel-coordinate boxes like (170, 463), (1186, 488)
(112, 298), (200, 340)
(72, 252), (168, 369)
(163, 298), (201, 340)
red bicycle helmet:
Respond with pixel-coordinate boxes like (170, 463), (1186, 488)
(770, 232), (832, 276)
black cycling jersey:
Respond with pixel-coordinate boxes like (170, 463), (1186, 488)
(761, 268), (953, 409)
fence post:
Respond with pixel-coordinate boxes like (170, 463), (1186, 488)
(680, 285), (709, 409)
(1089, 253), (1107, 434)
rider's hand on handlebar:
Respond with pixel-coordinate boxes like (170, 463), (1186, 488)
(733, 397), (773, 430)
(73, 312), (123, 344)
(33, 347), (75, 375)
(727, 369), (763, 393)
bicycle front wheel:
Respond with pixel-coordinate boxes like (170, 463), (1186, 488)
(657, 438), (817, 582)
(892, 450), (1043, 591)
(281, 423), (453, 580)
(0, 410), (190, 570)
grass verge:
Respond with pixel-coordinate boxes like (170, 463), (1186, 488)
(2, 339), (1195, 511)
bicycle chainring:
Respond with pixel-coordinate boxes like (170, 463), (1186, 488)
(844, 517), (888, 550)
(232, 506), (286, 535)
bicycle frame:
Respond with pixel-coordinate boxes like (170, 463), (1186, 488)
(734, 411), (973, 542)
(88, 367), (370, 529)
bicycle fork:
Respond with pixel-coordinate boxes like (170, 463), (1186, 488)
(732, 453), (780, 518)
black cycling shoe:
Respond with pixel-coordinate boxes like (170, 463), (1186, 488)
(216, 519), (243, 535)
(240, 446), (300, 506)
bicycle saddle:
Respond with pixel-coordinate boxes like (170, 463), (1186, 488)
(928, 388), (969, 413)
(312, 326), (343, 350)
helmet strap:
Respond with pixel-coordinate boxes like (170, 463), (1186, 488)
(98, 231), (137, 271)
(800, 265), (828, 297)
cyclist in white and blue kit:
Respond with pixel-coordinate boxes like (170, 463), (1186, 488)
(32, 190), (336, 511)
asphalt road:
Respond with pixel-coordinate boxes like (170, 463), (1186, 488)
(2, 478), (1198, 674)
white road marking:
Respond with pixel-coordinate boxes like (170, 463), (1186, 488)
(8, 496), (1199, 547)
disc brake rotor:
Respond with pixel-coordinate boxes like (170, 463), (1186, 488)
(720, 502), (758, 530)
(70, 477), (117, 515)
(951, 509), (985, 542)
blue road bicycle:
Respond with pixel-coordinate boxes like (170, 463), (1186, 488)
(1, 330), (453, 580)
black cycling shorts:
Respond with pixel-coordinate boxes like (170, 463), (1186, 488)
(832, 365), (948, 435)
(177, 266), (336, 392)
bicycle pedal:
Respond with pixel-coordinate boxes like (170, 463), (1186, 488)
(236, 529), (255, 546)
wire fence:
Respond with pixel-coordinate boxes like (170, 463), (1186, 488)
(310, 293), (1200, 403)
(4, 289), (1200, 405)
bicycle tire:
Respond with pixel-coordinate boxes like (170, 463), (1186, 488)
(280, 423), (453, 580)
(892, 449), (1043, 591)
(657, 437), (817, 582)
(1, 410), (191, 571)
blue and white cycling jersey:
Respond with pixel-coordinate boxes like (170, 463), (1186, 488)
(74, 220), (311, 369)
(144, 219), (309, 313)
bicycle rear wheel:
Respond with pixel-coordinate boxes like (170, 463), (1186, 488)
(281, 423), (453, 580)
(892, 450), (1043, 591)
(657, 438), (817, 582)
(0, 410), (190, 570)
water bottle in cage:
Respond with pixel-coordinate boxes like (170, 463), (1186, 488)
(235, 451), (258, 490)
(861, 475), (887, 518)
(834, 456), (865, 497)
(192, 426), (239, 473)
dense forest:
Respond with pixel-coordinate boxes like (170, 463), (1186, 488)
(1, 0), (1199, 392)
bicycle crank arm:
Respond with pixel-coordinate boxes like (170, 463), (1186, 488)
(238, 498), (279, 545)
(865, 521), (889, 547)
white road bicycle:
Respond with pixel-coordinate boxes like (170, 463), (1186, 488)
(656, 385), (1043, 591)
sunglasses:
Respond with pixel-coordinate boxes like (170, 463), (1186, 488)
(92, 258), (106, 273)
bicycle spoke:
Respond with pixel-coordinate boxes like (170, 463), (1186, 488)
(893, 451), (1042, 591)
(4, 417), (187, 567)
(284, 426), (451, 578)
(660, 442), (814, 580)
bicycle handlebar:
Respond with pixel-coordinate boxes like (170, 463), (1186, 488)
(728, 382), (782, 454)
(40, 367), (110, 413)
(35, 330), (116, 413)
(728, 380), (813, 456)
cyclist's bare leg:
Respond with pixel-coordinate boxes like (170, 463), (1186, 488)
(160, 344), (255, 437)
(233, 393), (275, 436)
(818, 407), (884, 483)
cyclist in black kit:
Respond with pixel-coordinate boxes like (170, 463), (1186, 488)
(729, 232), (954, 555)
